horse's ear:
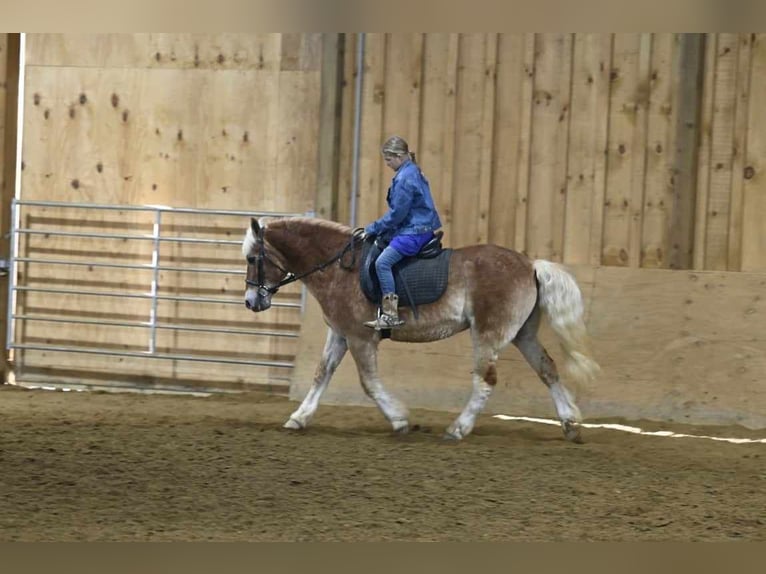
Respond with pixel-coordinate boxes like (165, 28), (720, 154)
(250, 217), (260, 236)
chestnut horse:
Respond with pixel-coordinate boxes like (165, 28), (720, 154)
(242, 217), (599, 442)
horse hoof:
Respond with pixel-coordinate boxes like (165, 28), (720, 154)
(562, 421), (584, 444)
(443, 426), (463, 441)
(392, 420), (410, 434)
(284, 418), (303, 430)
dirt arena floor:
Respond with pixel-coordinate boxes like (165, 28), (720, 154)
(0, 384), (764, 541)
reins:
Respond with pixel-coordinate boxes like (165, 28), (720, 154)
(246, 227), (361, 294)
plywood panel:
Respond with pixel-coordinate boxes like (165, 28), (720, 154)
(14, 33), (322, 391)
(21, 66), (319, 212)
(26, 34), (286, 71)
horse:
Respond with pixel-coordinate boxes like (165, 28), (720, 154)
(241, 216), (599, 442)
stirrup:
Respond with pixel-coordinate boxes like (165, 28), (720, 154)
(364, 309), (405, 330)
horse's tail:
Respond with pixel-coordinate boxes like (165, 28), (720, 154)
(532, 260), (600, 385)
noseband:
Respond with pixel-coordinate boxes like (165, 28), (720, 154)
(245, 226), (360, 295)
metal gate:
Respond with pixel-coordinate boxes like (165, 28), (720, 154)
(5, 199), (309, 394)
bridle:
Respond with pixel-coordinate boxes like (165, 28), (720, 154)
(245, 226), (360, 295)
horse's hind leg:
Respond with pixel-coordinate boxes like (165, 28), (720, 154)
(284, 327), (347, 430)
(347, 337), (410, 433)
(513, 307), (583, 443)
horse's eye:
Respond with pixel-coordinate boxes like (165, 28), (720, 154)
(247, 255), (256, 265)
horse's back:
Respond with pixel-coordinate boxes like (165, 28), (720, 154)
(451, 243), (535, 284)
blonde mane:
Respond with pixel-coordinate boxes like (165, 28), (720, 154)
(242, 217), (352, 258)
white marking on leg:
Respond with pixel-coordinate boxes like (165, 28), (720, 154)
(548, 381), (581, 423)
(446, 375), (493, 440)
(285, 328), (347, 429)
(446, 342), (499, 440)
(348, 337), (409, 432)
(515, 335), (582, 424)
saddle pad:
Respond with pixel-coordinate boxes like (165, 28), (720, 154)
(360, 239), (452, 307)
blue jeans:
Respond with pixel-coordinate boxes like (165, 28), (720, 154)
(375, 245), (406, 295)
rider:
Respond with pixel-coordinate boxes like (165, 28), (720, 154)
(362, 135), (443, 330)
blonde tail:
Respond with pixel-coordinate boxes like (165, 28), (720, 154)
(532, 260), (600, 385)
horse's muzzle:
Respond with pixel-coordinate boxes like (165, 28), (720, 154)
(244, 288), (272, 312)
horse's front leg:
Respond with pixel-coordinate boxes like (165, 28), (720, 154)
(445, 343), (498, 441)
(284, 327), (347, 430)
(347, 336), (410, 434)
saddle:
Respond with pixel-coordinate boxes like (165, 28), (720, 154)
(360, 231), (452, 319)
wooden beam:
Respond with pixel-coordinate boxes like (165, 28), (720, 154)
(1, 34), (20, 371)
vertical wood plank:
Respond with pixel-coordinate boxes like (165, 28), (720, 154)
(741, 33), (766, 271)
(476, 34), (497, 245)
(418, 34), (457, 244)
(336, 33), (356, 225)
(564, 34), (612, 265)
(692, 33), (717, 270)
(589, 34), (614, 266)
(668, 33), (705, 270)
(439, 34), (459, 245)
(640, 33), (677, 269)
(602, 33), (649, 267)
(628, 33), (652, 268)
(451, 34), (491, 248)
(381, 33), (424, 146)
(727, 33), (754, 271)
(513, 34), (535, 254)
(356, 33), (386, 230)
(701, 34), (739, 270)
(379, 34), (424, 217)
(526, 33), (573, 261)
(315, 34), (343, 221)
(488, 33), (527, 249)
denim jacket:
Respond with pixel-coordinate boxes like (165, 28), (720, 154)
(364, 160), (442, 238)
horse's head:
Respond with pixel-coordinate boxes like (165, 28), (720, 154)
(241, 217), (290, 312)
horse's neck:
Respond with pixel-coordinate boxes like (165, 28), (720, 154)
(267, 222), (350, 278)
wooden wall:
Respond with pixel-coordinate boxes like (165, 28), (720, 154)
(3, 33), (766, 399)
(334, 33), (766, 272)
(8, 33), (324, 392)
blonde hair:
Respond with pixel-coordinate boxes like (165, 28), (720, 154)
(382, 135), (416, 163)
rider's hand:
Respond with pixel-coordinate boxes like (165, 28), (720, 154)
(352, 227), (370, 241)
